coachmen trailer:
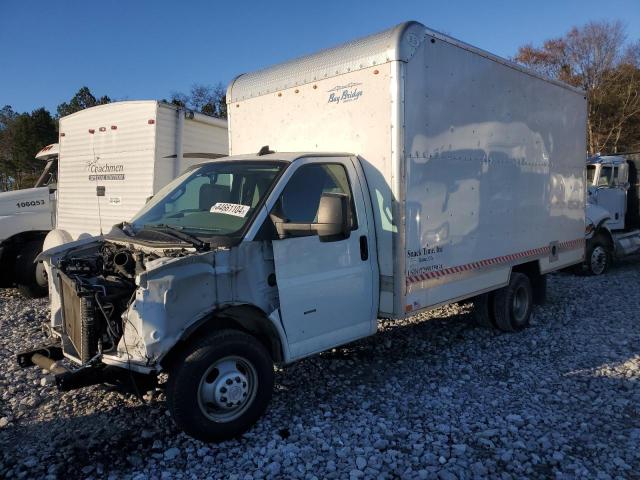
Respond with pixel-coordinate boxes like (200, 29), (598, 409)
(22, 22), (586, 442)
(47, 100), (228, 244)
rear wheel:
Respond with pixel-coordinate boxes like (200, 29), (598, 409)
(166, 329), (274, 442)
(15, 239), (48, 298)
(492, 272), (533, 332)
(471, 293), (495, 328)
(586, 234), (611, 276)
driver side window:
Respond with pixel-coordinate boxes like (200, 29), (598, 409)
(278, 163), (357, 228)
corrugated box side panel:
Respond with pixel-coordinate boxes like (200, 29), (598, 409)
(154, 106), (229, 191)
(57, 102), (158, 239)
(401, 36), (586, 313)
(229, 64), (396, 282)
(153, 105), (179, 192)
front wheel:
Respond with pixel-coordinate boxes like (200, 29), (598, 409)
(15, 239), (48, 298)
(586, 235), (611, 276)
(166, 329), (274, 442)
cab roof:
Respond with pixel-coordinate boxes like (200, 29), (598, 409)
(587, 155), (626, 166)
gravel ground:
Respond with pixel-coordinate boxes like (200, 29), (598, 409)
(1, 259), (639, 480)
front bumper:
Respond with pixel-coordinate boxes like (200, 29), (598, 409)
(16, 342), (157, 392)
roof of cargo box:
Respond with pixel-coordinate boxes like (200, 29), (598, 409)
(227, 21), (585, 103)
(59, 100), (227, 128)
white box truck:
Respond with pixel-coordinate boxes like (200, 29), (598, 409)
(20, 22), (586, 442)
(0, 144), (58, 297)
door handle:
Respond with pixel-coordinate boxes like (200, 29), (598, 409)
(359, 235), (368, 261)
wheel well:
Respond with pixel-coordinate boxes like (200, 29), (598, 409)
(593, 227), (614, 249)
(160, 305), (284, 370)
(0, 231), (48, 286)
(512, 260), (546, 305)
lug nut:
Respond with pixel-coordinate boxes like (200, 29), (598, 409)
(226, 379), (233, 385)
(220, 396), (227, 402)
(235, 376), (241, 382)
(220, 387), (227, 393)
(227, 403), (233, 408)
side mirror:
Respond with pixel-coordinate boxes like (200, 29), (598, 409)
(274, 193), (350, 242)
(315, 193), (349, 241)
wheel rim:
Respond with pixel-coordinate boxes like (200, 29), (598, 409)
(590, 246), (608, 275)
(512, 285), (529, 323)
(35, 262), (48, 287)
(197, 356), (258, 423)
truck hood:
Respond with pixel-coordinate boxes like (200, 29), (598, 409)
(586, 202), (610, 227)
(0, 187), (50, 216)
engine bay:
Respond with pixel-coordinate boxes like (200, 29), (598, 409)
(56, 242), (155, 362)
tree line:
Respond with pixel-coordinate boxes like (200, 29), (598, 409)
(0, 84), (226, 191)
(1, 20), (638, 191)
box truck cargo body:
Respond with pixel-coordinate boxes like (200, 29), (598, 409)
(24, 22), (586, 442)
(227, 21), (586, 316)
(51, 100), (228, 241)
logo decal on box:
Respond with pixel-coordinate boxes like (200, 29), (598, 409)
(86, 157), (125, 181)
(327, 83), (363, 104)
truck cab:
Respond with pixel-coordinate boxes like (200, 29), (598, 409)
(585, 154), (640, 274)
(0, 144), (58, 297)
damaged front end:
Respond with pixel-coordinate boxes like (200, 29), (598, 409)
(17, 239), (161, 390)
(18, 232), (279, 392)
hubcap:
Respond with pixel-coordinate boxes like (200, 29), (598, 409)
(198, 356), (257, 422)
(35, 262), (48, 287)
(590, 246), (607, 275)
(512, 285), (529, 323)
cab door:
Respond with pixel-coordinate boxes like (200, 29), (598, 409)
(270, 157), (376, 359)
(597, 165), (627, 230)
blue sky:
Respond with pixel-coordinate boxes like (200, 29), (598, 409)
(1, 0), (639, 114)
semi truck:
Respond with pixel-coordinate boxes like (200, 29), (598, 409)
(0, 144), (58, 297)
(19, 21), (586, 442)
(583, 153), (640, 274)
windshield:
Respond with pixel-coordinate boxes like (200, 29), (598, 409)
(131, 161), (285, 238)
(586, 165), (596, 186)
(598, 166), (613, 187)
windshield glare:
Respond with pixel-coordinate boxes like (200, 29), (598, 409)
(131, 161), (284, 237)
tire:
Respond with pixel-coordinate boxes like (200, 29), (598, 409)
(471, 293), (495, 328)
(15, 239), (48, 298)
(492, 272), (533, 332)
(585, 234), (611, 276)
(166, 329), (274, 442)
(531, 274), (547, 305)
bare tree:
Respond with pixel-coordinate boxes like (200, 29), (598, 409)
(169, 83), (227, 119)
(515, 20), (640, 154)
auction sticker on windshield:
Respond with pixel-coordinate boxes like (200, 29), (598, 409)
(210, 202), (251, 217)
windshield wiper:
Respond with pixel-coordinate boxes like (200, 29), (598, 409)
(142, 224), (209, 251)
(116, 221), (135, 237)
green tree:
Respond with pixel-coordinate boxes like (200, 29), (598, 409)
(0, 107), (57, 190)
(56, 86), (111, 118)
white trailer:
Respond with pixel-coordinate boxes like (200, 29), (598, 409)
(0, 144), (58, 297)
(46, 100), (228, 245)
(25, 22), (586, 442)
